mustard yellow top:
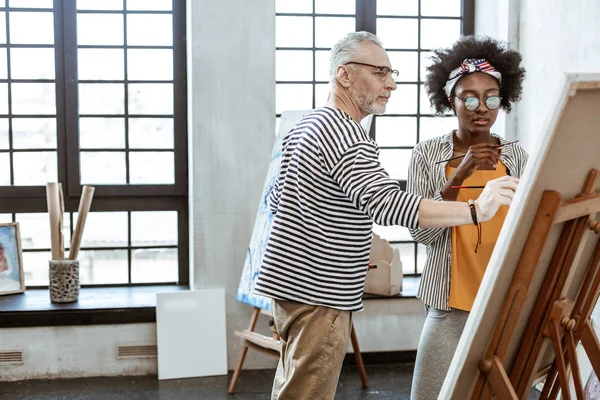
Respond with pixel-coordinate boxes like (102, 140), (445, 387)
(446, 161), (509, 311)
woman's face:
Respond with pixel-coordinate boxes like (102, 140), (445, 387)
(451, 72), (501, 135)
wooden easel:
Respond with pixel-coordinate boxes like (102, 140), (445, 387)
(228, 306), (369, 394)
(473, 169), (600, 399)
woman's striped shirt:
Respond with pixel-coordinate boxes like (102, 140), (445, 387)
(253, 107), (422, 312)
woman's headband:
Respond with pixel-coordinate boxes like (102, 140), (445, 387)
(443, 58), (502, 98)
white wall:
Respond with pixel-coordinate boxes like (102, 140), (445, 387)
(516, 0), (600, 152)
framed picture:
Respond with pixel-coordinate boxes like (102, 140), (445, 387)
(0, 222), (25, 296)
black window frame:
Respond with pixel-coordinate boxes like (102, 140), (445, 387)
(0, 0), (189, 288)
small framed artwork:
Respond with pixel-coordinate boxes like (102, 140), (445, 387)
(0, 222), (25, 296)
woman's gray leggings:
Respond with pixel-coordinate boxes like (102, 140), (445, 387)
(410, 307), (469, 400)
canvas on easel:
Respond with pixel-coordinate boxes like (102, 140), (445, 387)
(229, 110), (373, 394)
(440, 73), (600, 399)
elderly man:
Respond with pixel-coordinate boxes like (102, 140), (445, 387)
(254, 31), (518, 399)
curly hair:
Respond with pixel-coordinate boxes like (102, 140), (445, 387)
(425, 36), (525, 114)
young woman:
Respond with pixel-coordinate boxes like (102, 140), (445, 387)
(406, 36), (528, 399)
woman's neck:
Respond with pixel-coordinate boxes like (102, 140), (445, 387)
(454, 127), (494, 150)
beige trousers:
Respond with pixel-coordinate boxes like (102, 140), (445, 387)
(271, 299), (352, 400)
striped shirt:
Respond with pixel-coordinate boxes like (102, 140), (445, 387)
(406, 132), (528, 311)
(254, 107), (422, 312)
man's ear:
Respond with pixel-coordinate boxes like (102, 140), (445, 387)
(336, 65), (351, 88)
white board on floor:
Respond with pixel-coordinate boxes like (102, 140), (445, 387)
(156, 289), (227, 380)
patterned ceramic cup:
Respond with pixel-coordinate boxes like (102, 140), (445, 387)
(48, 260), (80, 303)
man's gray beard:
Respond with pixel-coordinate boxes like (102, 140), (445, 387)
(362, 101), (386, 116)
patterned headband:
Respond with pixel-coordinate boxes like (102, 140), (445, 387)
(443, 58), (502, 98)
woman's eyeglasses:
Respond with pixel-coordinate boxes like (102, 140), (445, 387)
(455, 95), (501, 111)
(344, 61), (399, 81)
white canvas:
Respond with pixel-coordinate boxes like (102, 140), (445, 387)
(441, 73), (600, 399)
(156, 289), (227, 380)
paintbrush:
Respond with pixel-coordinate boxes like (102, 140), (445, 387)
(435, 140), (520, 164)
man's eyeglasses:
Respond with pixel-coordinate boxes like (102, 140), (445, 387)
(345, 61), (399, 81)
(455, 95), (501, 111)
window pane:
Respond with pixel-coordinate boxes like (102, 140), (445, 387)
(373, 224), (413, 241)
(375, 117), (417, 147)
(420, 116), (457, 142)
(75, 212), (128, 248)
(417, 243), (426, 273)
(12, 118), (57, 149)
(0, 12), (5, 44)
(129, 118), (173, 149)
(128, 83), (173, 114)
(420, 19), (461, 50)
(387, 51), (418, 82)
(126, 0), (172, 11)
(420, 84), (452, 116)
(79, 249), (129, 284)
(421, 0), (461, 17)
(77, 0), (123, 10)
(131, 248), (177, 283)
(0, 49), (6, 79)
(11, 83), (56, 115)
(127, 14), (172, 46)
(391, 243), (416, 274)
(13, 151), (57, 185)
(129, 151), (174, 184)
(276, 0), (312, 13)
(16, 212), (71, 250)
(9, 12), (53, 45)
(9, 0), (52, 7)
(276, 84), (312, 114)
(315, 0), (355, 15)
(77, 14), (124, 46)
(379, 148), (412, 180)
(79, 117), (125, 149)
(276, 16), (312, 48)
(315, 50), (330, 81)
(315, 17), (355, 48)
(80, 151), (126, 184)
(377, 18), (418, 49)
(10, 48), (55, 79)
(0, 153), (10, 185)
(79, 83), (125, 114)
(131, 211), (177, 246)
(0, 83), (7, 114)
(386, 84), (417, 114)
(0, 214), (11, 223)
(420, 51), (434, 82)
(22, 251), (51, 286)
(0, 118), (8, 149)
(127, 49), (173, 81)
(78, 49), (124, 80)
(276, 50), (313, 82)
(377, 0), (418, 16)
(315, 83), (329, 107)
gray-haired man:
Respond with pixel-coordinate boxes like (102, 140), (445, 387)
(254, 31), (518, 399)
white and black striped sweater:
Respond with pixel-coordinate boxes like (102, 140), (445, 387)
(254, 107), (422, 312)
(407, 131), (529, 311)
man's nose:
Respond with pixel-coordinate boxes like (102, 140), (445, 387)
(386, 74), (397, 90)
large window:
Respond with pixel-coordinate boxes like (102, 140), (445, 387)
(275, 0), (474, 276)
(0, 0), (187, 287)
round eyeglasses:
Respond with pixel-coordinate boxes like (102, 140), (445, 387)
(344, 61), (399, 81)
(456, 95), (501, 111)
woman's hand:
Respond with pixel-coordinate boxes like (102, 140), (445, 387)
(454, 143), (501, 181)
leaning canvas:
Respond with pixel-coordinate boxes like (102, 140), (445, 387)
(440, 73), (600, 399)
(0, 222), (25, 296)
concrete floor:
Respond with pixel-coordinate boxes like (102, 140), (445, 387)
(0, 363), (542, 400)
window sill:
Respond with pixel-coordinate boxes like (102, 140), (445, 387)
(362, 276), (420, 300)
(0, 285), (189, 328)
